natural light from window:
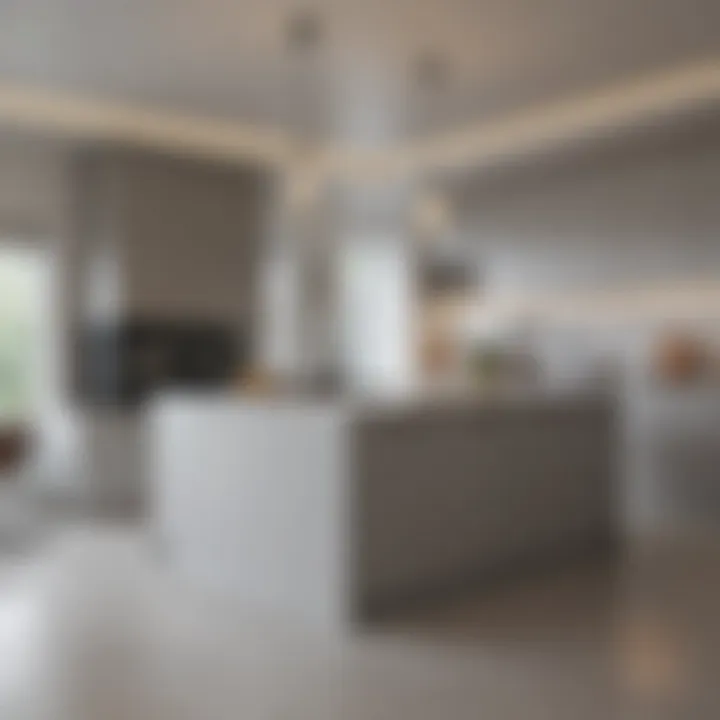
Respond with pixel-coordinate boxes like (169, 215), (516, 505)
(0, 245), (47, 427)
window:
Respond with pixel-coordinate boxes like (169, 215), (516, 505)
(0, 245), (48, 425)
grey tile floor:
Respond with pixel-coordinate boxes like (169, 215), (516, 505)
(0, 523), (717, 719)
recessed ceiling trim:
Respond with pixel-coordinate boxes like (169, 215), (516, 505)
(0, 81), (296, 166)
(320, 59), (720, 180)
(403, 59), (720, 175)
(0, 61), (717, 178)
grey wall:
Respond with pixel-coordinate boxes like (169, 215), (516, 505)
(123, 154), (265, 338)
(452, 125), (720, 294)
(0, 136), (70, 239)
(74, 149), (269, 345)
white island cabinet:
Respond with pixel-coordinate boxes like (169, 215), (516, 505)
(150, 392), (616, 632)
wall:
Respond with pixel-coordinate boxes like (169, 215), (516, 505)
(449, 121), (720, 533)
(260, 179), (417, 392)
(0, 135), (70, 239)
(336, 182), (417, 393)
(452, 125), (720, 295)
(340, 235), (414, 393)
(74, 149), (268, 341)
(0, 139), (272, 509)
(73, 148), (271, 513)
(122, 153), (266, 339)
(0, 136), (85, 496)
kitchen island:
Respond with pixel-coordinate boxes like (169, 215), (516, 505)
(150, 391), (616, 631)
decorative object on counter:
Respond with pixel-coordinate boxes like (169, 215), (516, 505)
(236, 368), (277, 396)
(468, 343), (506, 388)
(467, 343), (537, 390)
(418, 293), (469, 386)
(654, 332), (709, 384)
(420, 326), (458, 379)
(417, 246), (481, 387)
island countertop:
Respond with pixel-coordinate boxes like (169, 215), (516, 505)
(150, 388), (617, 630)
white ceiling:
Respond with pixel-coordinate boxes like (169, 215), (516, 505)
(1, 0), (719, 144)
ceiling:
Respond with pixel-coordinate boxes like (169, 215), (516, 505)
(1, 0), (719, 145)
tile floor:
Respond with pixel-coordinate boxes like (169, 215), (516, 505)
(0, 523), (718, 719)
